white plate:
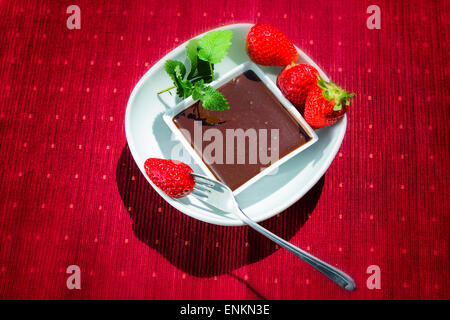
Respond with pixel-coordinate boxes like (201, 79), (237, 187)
(125, 23), (346, 226)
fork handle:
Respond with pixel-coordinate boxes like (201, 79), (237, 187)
(236, 209), (356, 291)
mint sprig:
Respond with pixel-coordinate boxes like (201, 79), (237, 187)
(157, 30), (233, 111)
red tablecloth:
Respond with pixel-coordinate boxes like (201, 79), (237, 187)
(0, 0), (448, 299)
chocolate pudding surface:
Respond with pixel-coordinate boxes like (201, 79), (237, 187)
(173, 70), (311, 191)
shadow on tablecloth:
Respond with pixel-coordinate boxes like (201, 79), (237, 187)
(116, 144), (324, 279)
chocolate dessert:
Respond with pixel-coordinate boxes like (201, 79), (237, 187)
(173, 70), (311, 191)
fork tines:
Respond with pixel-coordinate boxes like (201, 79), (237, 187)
(191, 173), (215, 200)
(191, 173), (215, 188)
(191, 186), (210, 200)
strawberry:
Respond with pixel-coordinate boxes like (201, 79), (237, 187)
(144, 158), (195, 198)
(246, 24), (298, 66)
(277, 63), (319, 108)
(304, 79), (355, 129)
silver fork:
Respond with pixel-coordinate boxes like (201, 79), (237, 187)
(190, 173), (356, 291)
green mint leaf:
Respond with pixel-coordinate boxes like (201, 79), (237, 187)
(196, 59), (214, 83)
(188, 60), (214, 83)
(173, 66), (186, 97)
(174, 65), (185, 80)
(180, 79), (193, 97)
(164, 60), (187, 98)
(186, 39), (200, 79)
(164, 60), (186, 79)
(200, 86), (229, 111)
(186, 42), (214, 82)
(197, 30), (233, 64)
(192, 80), (205, 100)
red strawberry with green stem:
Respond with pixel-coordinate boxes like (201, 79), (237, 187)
(246, 24), (298, 66)
(304, 79), (355, 129)
(277, 63), (319, 108)
(144, 158), (195, 198)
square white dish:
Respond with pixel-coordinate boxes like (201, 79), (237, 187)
(163, 61), (318, 195)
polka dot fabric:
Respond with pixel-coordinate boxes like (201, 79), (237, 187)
(0, 0), (448, 299)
